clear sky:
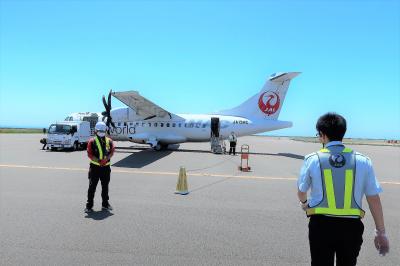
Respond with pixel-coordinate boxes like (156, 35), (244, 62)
(1, 0), (399, 139)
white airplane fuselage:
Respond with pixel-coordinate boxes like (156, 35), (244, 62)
(107, 108), (292, 144)
(67, 72), (300, 149)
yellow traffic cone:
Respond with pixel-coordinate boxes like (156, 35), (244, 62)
(175, 166), (189, 195)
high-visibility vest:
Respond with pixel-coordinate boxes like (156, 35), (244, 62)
(306, 146), (365, 218)
(90, 136), (111, 166)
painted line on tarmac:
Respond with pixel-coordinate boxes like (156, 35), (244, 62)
(1, 164), (399, 185)
(0, 163), (294, 181)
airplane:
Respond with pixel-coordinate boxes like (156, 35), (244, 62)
(65, 72), (300, 151)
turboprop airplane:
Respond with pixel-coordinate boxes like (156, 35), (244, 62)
(65, 72), (300, 151)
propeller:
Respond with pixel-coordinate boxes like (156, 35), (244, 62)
(101, 90), (116, 131)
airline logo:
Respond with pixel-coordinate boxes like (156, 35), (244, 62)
(329, 154), (346, 168)
(258, 91), (280, 116)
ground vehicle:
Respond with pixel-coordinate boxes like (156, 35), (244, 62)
(47, 121), (92, 151)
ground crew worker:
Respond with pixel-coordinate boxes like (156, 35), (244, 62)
(41, 128), (47, 150)
(85, 121), (115, 213)
(297, 113), (389, 266)
(228, 131), (237, 155)
(40, 138), (47, 150)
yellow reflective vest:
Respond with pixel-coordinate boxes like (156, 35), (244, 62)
(306, 146), (365, 218)
(90, 136), (111, 166)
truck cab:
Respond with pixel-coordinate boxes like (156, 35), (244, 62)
(47, 121), (92, 151)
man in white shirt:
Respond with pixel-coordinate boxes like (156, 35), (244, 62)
(228, 132), (237, 155)
(297, 113), (389, 266)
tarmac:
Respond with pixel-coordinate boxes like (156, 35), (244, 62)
(0, 134), (399, 265)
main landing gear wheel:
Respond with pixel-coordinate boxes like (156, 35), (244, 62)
(154, 144), (168, 151)
(154, 144), (162, 151)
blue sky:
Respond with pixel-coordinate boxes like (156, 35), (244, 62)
(0, 0), (399, 139)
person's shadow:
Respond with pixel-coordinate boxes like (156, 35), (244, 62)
(84, 209), (114, 220)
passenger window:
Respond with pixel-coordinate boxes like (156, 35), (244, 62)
(179, 123), (181, 127)
(161, 123), (164, 127)
(154, 123), (158, 127)
(135, 122), (139, 126)
(166, 123), (170, 127)
(118, 122), (121, 126)
(202, 124), (206, 128)
(172, 123), (176, 127)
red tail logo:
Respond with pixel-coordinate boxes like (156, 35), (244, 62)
(258, 91), (280, 116)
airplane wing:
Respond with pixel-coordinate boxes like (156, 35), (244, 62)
(112, 91), (182, 120)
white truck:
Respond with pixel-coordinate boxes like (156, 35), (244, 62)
(47, 121), (92, 151)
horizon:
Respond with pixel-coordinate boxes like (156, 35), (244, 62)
(0, 126), (395, 141)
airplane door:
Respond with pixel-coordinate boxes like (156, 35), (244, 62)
(211, 117), (220, 137)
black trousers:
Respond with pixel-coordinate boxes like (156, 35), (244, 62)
(229, 141), (236, 155)
(309, 215), (364, 266)
(86, 164), (111, 209)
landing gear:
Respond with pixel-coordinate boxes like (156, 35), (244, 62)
(154, 143), (168, 151)
(154, 144), (162, 151)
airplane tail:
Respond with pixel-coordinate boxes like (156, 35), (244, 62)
(216, 72), (300, 120)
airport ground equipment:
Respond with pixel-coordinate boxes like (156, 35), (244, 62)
(210, 117), (226, 154)
(175, 166), (189, 195)
(64, 112), (99, 135)
(210, 136), (226, 154)
(238, 144), (251, 172)
(46, 121), (92, 151)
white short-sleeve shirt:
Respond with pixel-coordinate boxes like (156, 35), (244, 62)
(297, 141), (382, 208)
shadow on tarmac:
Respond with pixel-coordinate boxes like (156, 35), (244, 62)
(84, 210), (114, 220)
(113, 149), (173, 168)
(174, 149), (304, 160)
(269, 152), (304, 160)
(115, 146), (304, 160)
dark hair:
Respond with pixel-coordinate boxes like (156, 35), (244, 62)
(316, 113), (346, 141)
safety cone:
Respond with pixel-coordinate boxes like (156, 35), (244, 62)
(175, 166), (189, 195)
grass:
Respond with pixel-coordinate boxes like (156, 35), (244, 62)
(0, 128), (44, 134)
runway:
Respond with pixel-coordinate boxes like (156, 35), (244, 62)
(0, 134), (399, 265)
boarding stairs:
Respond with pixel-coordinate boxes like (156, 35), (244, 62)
(210, 134), (226, 154)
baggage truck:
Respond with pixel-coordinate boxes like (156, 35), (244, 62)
(46, 121), (92, 151)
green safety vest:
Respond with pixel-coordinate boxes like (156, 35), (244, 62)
(90, 136), (111, 166)
(306, 146), (365, 218)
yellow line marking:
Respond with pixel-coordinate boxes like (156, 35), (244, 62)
(381, 181), (400, 185)
(0, 164), (295, 181)
(1, 164), (399, 185)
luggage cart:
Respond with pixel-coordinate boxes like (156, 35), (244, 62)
(238, 144), (251, 172)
